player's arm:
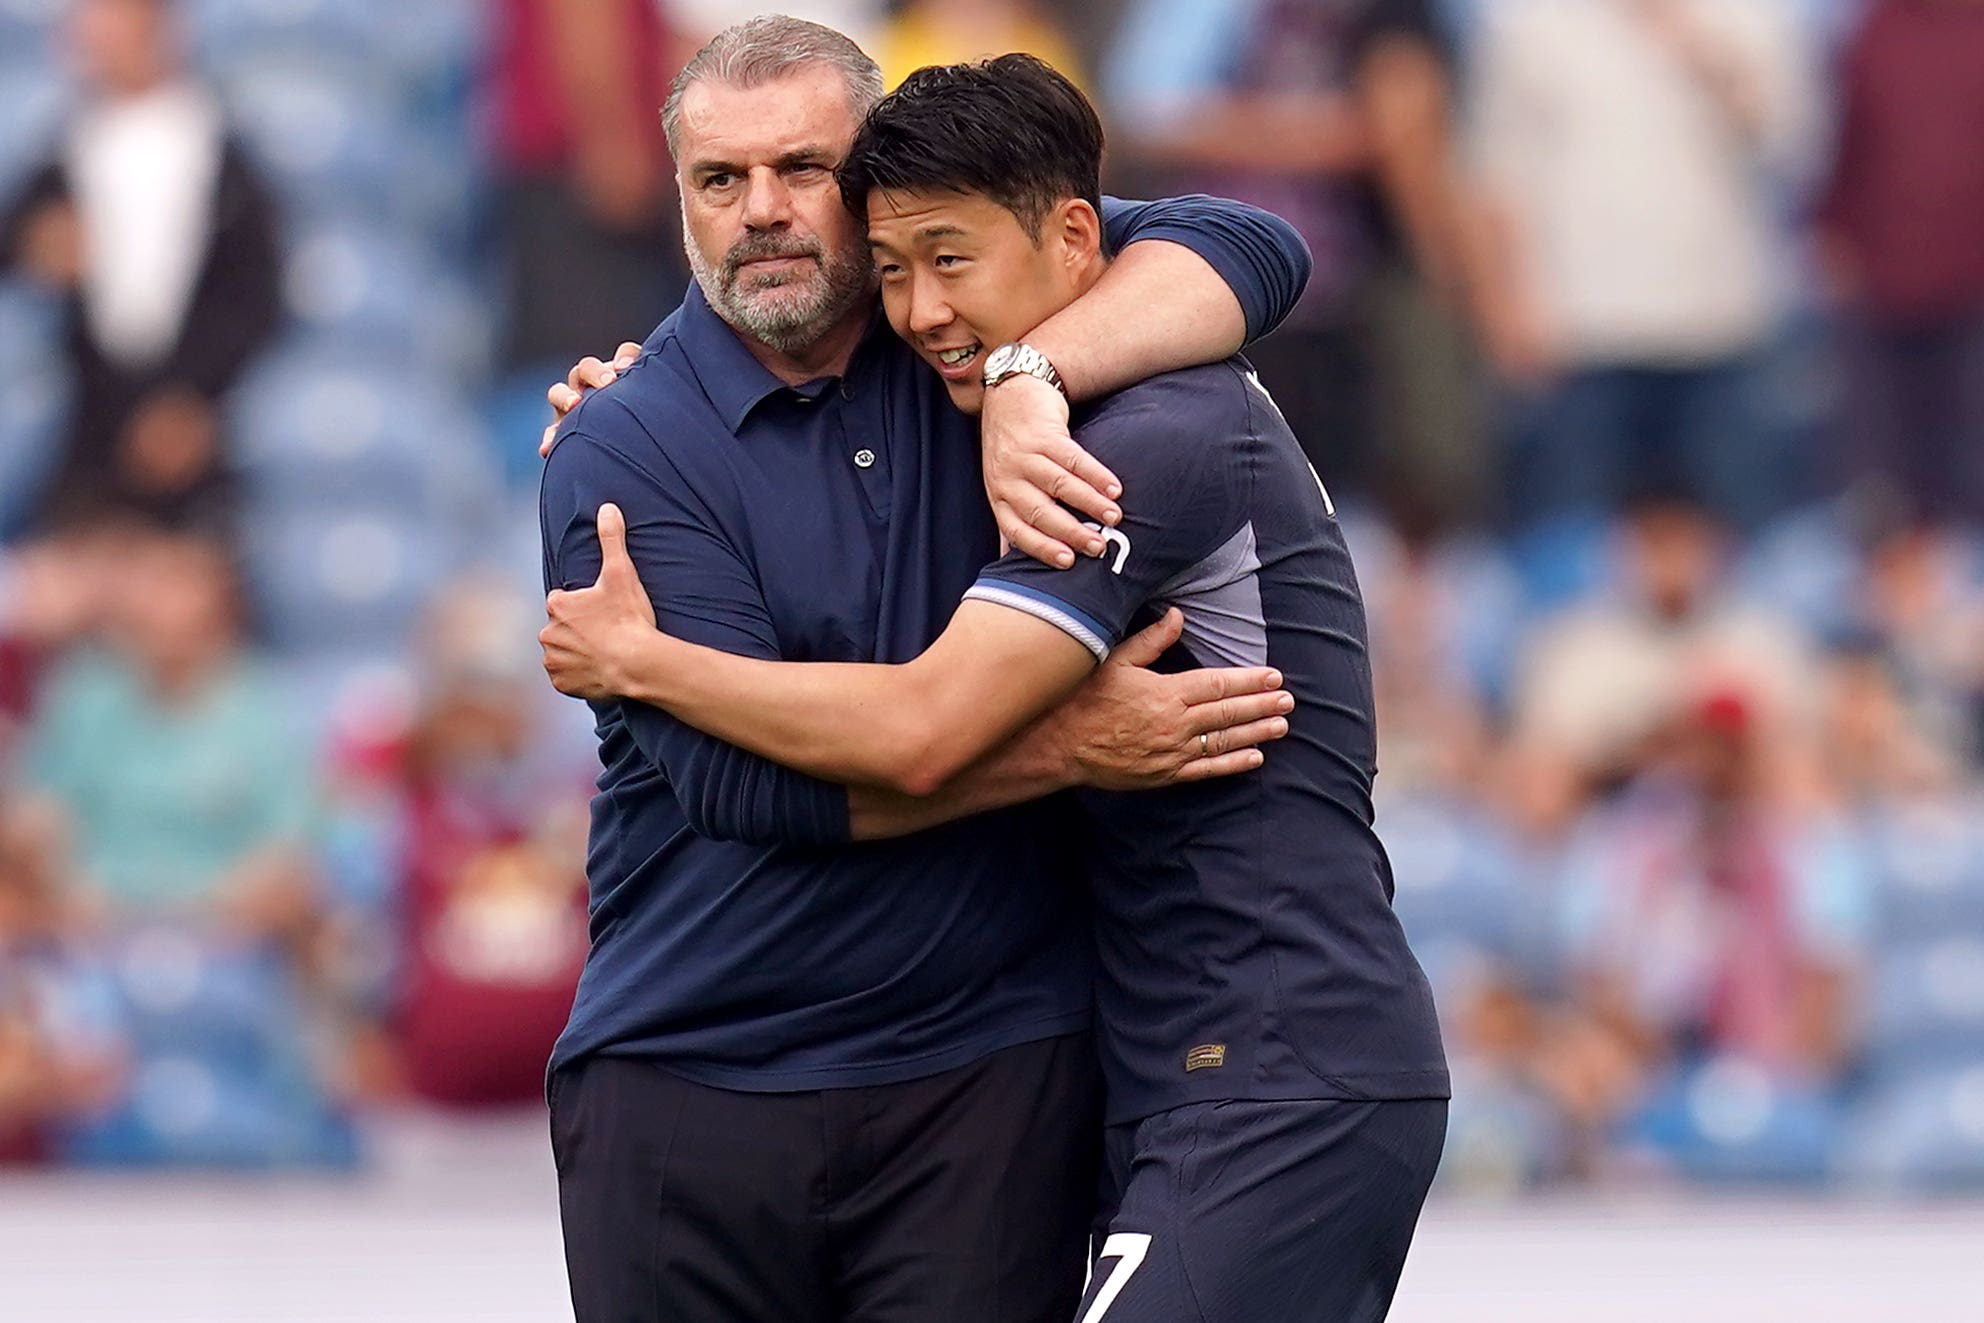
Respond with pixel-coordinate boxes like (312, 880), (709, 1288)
(981, 194), (1313, 567)
(541, 416), (851, 846)
(546, 503), (1282, 797)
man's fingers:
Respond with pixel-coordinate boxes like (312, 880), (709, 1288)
(540, 423), (559, 458)
(1061, 442), (1123, 508)
(1016, 500), (1103, 565)
(998, 507), (1078, 570)
(1188, 690), (1293, 738)
(547, 382), (581, 416)
(1108, 608), (1183, 669)
(595, 503), (633, 585)
(1026, 455), (1120, 530)
(1172, 748), (1267, 783)
(1173, 666), (1285, 710)
(1197, 714), (1291, 757)
(566, 355), (617, 393)
(612, 341), (643, 371)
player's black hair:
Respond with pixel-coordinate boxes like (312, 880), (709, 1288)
(837, 54), (1104, 242)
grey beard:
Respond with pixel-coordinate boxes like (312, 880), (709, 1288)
(686, 230), (875, 357)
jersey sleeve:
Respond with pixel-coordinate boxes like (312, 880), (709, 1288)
(963, 374), (1248, 661)
(1098, 194), (1314, 343)
(540, 409), (850, 846)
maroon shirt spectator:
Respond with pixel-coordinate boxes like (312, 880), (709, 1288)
(1820, 0), (1984, 326)
(1820, 0), (1984, 524)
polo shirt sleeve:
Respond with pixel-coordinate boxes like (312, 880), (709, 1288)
(963, 372), (1248, 660)
(1099, 194), (1314, 343)
(540, 421), (851, 847)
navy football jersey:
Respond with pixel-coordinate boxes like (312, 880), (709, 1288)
(966, 359), (1450, 1124)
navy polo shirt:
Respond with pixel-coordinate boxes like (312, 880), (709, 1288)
(967, 360), (1451, 1123)
(541, 197), (1312, 1090)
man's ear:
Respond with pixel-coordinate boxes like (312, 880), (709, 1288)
(1053, 198), (1103, 274)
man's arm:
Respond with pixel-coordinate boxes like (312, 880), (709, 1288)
(542, 389), (1277, 799)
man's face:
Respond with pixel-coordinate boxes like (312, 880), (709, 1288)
(70, 0), (170, 95)
(867, 188), (1086, 414)
(675, 67), (875, 356)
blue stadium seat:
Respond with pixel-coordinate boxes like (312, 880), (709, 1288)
(62, 929), (357, 1168)
(231, 346), (500, 518)
(278, 224), (493, 374)
(1384, 798), (1543, 994)
(1865, 796), (1984, 941)
(0, 61), (65, 196)
(1866, 934), (1984, 1077)
(1624, 1058), (1842, 1185)
(241, 505), (451, 654)
(1839, 1064), (1984, 1191)
(218, 56), (403, 224)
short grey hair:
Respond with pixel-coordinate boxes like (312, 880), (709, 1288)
(661, 14), (884, 160)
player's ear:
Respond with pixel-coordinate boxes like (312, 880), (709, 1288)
(1054, 198), (1102, 274)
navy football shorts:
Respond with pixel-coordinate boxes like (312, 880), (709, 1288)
(1075, 1097), (1447, 1323)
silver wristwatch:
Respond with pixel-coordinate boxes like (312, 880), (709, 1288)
(980, 342), (1066, 396)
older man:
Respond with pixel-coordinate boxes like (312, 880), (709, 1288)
(537, 16), (1311, 1323)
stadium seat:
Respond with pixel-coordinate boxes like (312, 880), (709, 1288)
(1384, 798), (1547, 994)
(1838, 1063), (1984, 1191)
(61, 928), (358, 1169)
(1623, 1057), (1842, 1185)
(241, 505), (452, 654)
(1865, 934), (1984, 1078)
(0, 285), (67, 539)
(0, 60), (65, 196)
(1864, 795), (1984, 941)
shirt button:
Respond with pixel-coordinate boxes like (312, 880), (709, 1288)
(853, 449), (876, 469)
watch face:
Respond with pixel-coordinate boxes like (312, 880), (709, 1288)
(982, 344), (1019, 379)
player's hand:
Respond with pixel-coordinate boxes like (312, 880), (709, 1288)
(1051, 609), (1292, 789)
(540, 342), (644, 457)
(980, 374), (1123, 570)
(540, 503), (658, 700)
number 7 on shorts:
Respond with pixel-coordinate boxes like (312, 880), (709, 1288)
(1078, 1233), (1152, 1323)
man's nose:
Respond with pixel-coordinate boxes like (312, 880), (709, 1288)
(741, 167), (792, 230)
(906, 268), (954, 335)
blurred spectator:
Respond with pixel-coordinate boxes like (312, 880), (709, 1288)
(1818, 0), (1984, 528)
(1472, 0), (1820, 536)
(488, 0), (682, 378)
(875, 0), (1087, 89)
(1846, 518), (1984, 760)
(1816, 635), (1962, 805)
(351, 582), (589, 1108)
(666, 1), (884, 62)
(0, 0), (281, 535)
(1506, 492), (1820, 836)
(1105, 0), (1496, 531)
(1553, 690), (1870, 1177)
(14, 524), (352, 1165)
(21, 526), (316, 924)
(0, 795), (125, 1163)
(0, 518), (139, 766)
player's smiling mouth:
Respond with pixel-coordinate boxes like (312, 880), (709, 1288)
(929, 342), (982, 378)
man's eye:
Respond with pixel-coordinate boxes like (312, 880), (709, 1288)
(876, 262), (904, 280)
(934, 255), (966, 270)
(703, 172), (736, 189)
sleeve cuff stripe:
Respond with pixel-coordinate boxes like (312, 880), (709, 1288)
(964, 582), (1111, 662)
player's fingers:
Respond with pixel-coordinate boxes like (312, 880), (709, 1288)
(540, 423), (559, 458)
(1188, 692), (1293, 739)
(1108, 608), (1183, 669)
(1171, 748), (1267, 783)
(1030, 454), (1119, 529)
(1174, 666), (1284, 709)
(547, 382), (581, 417)
(998, 505), (1079, 570)
(612, 341), (643, 370)
(1199, 715), (1291, 758)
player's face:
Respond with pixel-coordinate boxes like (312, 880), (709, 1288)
(674, 67), (876, 356)
(867, 188), (1098, 414)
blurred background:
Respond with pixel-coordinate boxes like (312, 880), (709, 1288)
(2, 0), (1983, 1317)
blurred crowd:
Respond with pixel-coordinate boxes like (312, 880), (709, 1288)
(1, 0), (1982, 1194)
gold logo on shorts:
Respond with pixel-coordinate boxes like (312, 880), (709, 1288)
(1184, 1044), (1226, 1072)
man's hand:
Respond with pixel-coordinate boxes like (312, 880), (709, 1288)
(541, 342), (645, 456)
(1046, 609), (1293, 788)
(541, 503), (658, 700)
(980, 375), (1123, 569)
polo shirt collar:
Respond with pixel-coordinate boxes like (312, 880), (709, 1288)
(675, 280), (890, 434)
